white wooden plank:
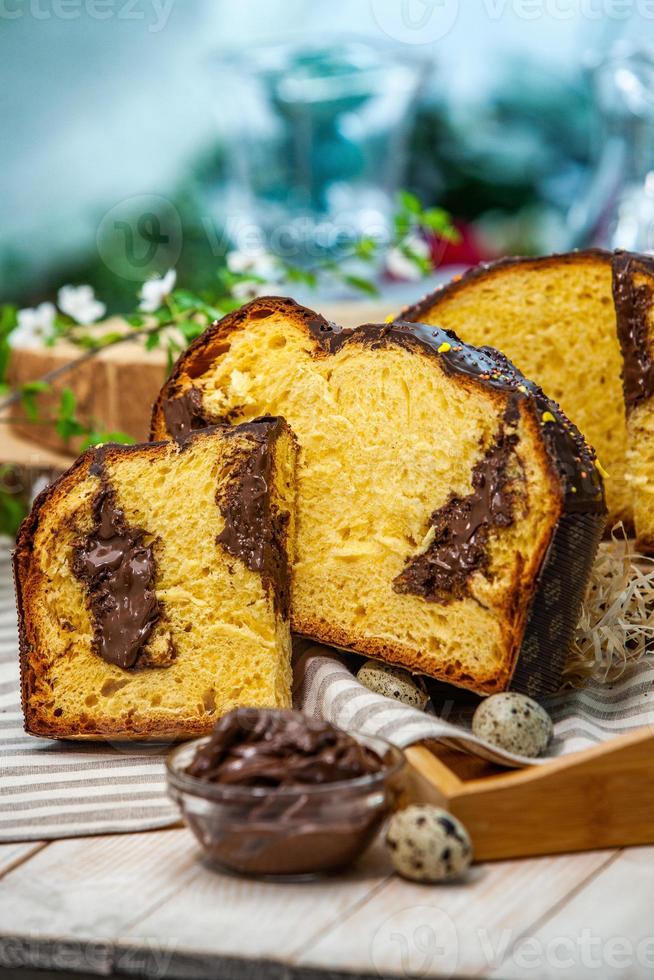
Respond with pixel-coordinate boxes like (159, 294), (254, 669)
(0, 828), (390, 979)
(118, 838), (393, 974)
(296, 849), (617, 978)
(0, 829), (197, 940)
(0, 841), (46, 879)
(492, 846), (654, 980)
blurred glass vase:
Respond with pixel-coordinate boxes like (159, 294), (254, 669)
(211, 39), (430, 280)
(571, 44), (654, 254)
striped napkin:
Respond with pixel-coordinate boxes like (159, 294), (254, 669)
(2, 542), (653, 843)
(295, 645), (654, 766)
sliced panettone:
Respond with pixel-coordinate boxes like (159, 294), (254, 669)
(401, 249), (654, 539)
(151, 297), (606, 698)
(14, 419), (297, 739)
(613, 250), (654, 551)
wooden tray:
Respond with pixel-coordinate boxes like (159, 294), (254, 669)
(404, 728), (654, 861)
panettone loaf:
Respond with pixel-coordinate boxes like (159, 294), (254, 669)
(612, 251), (654, 550)
(15, 419), (297, 739)
(401, 249), (654, 544)
(151, 297), (606, 697)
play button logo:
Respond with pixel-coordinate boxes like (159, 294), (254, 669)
(370, 0), (460, 44)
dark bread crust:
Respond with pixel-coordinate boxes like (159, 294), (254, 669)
(151, 297), (605, 696)
(14, 422), (295, 740)
(612, 250), (654, 412)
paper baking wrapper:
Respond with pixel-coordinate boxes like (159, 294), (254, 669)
(510, 511), (606, 699)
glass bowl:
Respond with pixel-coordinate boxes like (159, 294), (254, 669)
(166, 730), (405, 880)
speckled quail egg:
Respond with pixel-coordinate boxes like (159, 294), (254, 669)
(386, 805), (473, 883)
(472, 692), (553, 757)
(356, 660), (428, 710)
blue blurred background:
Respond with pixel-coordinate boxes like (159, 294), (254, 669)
(2, 0), (654, 308)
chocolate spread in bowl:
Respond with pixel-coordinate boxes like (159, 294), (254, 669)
(178, 709), (399, 877)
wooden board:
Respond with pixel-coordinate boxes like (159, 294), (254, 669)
(7, 329), (168, 455)
(0, 825), (631, 980)
(405, 726), (654, 861)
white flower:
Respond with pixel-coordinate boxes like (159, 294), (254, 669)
(138, 269), (177, 313)
(227, 248), (279, 281)
(58, 284), (106, 324)
(386, 232), (431, 281)
(10, 303), (56, 348)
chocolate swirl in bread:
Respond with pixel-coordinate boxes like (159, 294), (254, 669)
(152, 297), (607, 698)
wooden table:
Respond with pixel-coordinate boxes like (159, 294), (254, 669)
(2, 827), (653, 979)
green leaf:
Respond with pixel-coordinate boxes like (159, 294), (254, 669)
(126, 313), (145, 328)
(421, 207), (451, 231)
(21, 380), (51, 394)
(20, 381), (50, 422)
(397, 190), (422, 215)
(0, 489), (27, 538)
(0, 305), (17, 337)
(56, 418), (87, 440)
(400, 244), (432, 276)
(177, 321), (204, 343)
(342, 274), (379, 297)
(59, 387), (77, 419)
(353, 237), (378, 262)
(145, 331), (161, 351)
(393, 212), (413, 240)
(80, 430), (135, 450)
(0, 306), (17, 386)
(171, 289), (205, 311)
(153, 306), (175, 324)
(284, 265), (318, 289)
(438, 225), (462, 244)
(96, 331), (125, 347)
(55, 387), (87, 440)
(102, 431), (134, 445)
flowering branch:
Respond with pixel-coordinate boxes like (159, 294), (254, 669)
(0, 191), (458, 448)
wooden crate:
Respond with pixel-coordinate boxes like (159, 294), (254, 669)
(405, 728), (654, 861)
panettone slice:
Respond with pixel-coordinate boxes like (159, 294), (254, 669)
(151, 297), (606, 698)
(613, 250), (654, 551)
(14, 419), (297, 740)
(401, 250), (643, 533)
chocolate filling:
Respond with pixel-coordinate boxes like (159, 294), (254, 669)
(72, 482), (160, 669)
(186, 708), (382, 787)
(394, 404), (521, 602)
(163, 386), (215, 444)
(216, 419), (291, 618)
(612, 250), (654, 412)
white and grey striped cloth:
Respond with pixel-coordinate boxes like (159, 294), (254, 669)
(295, 646), (654, 766)
(0, 545), (179, 843)
(1, 543), (653, 843)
